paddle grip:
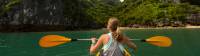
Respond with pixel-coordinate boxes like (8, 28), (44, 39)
(141, 39), (146, 42)
(71, 39), (78, 41)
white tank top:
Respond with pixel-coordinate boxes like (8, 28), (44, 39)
(102, 33), (124, 52)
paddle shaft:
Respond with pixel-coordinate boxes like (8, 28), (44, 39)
(40, 35), (172, 47)
(76, 39), (141, 41)
(72, 39), (146, 42)
(52, 39), (146, 42)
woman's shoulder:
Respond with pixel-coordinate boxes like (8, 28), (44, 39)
(100, 33), (109, 38)
(98, 33), (110, 41)
(99, 33), (110, 44)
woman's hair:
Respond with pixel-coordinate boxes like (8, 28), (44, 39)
(108, 17), (123, 42)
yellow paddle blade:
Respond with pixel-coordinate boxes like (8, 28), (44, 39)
(146, 36), (172, 47)
(39, 35), (71, 48)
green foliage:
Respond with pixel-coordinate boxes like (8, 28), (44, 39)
(86, 0), (200, 26)
(0, 0), (199, 28)
(86, 0), (117, 24)
(86, 0), (142, 25)
(0, 0), (21, 16)
(130, 2), (162, 24)
(5, 0), (21, 10)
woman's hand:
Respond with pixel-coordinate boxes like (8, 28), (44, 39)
(91, 37), (96, 44)
(90, 37), (97, 54)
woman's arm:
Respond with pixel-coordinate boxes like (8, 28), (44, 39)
(90, 34), (105, 54)
(122, 36), (137, 52)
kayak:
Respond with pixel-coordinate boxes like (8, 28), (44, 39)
(96, 49), (131, 56)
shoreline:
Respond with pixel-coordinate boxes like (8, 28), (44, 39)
(119, 26), (200, 29)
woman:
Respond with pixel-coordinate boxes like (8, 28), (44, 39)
(90, 17), (137, 56)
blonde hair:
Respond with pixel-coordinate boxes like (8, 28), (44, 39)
(108, 17), (123, 42)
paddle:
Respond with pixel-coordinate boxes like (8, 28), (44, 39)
(39, 35), (172, 48)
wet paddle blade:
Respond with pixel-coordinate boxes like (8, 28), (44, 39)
(146, 36), (172, 47)
(39, 35), (71, 48)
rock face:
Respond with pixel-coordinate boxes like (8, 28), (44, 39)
(0, 0), (101, 32)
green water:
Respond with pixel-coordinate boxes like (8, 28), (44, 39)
(0, 28), (200, 56)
